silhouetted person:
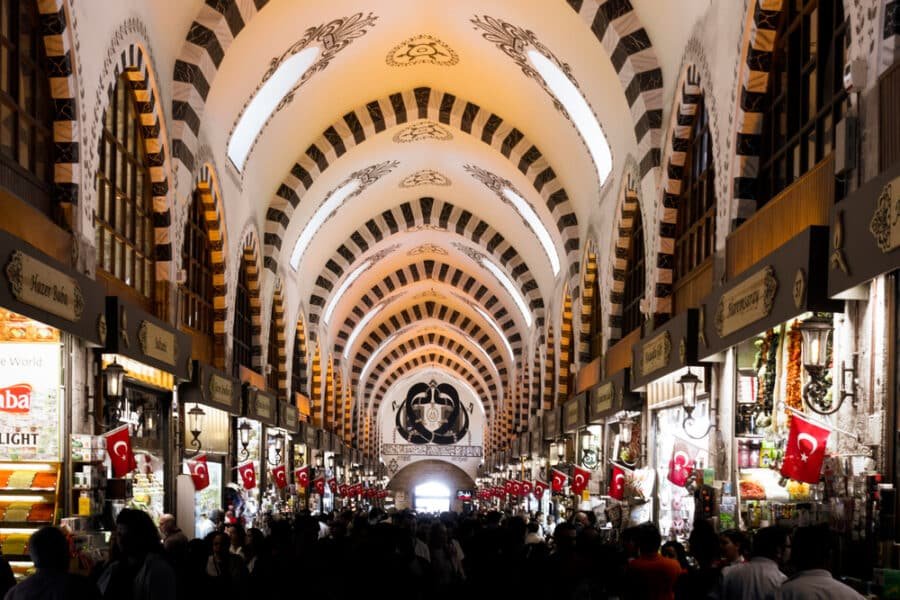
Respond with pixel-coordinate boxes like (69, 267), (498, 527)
(719, 526), (788, 600)
(97, 508), (176, 600)
(4, 526), (98, 600)
(624, 522), (682, 600)
(675, 519), (721, 600)
(0, 553), (13, 599)
(205, 530), (247, 600)
(771, 525), (864, 599)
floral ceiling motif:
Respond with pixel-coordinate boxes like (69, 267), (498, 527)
(386, 34), (459, 67)
(392, 120), (453, 143)
(399, 169), (452, 188)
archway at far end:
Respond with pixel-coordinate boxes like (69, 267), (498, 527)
(387, 460), (476, 513)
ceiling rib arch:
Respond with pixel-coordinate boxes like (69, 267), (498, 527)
(262, 87), (580, 281)
(310, 196), (546, 329)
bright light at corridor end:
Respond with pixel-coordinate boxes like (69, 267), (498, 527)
(527, 49), (612, 184)
(228, 46), (321, 171)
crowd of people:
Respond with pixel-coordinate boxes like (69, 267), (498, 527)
(0, 506), (868, 600)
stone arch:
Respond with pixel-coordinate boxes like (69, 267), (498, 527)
(267, 278), (288, 399)
(262, 87), (579, 281)
(232, 226), (263, 372)
(387, 459), (476, 495)
(310, 343), (322, 427)
(608, 175), (641, 344)
(324, 354), (335, 431)
(310, 196), (545, 329)
(543, 325), (555, 411)
(578, 239), (601, 364)
(292, 313), (309, 397)
(558, 288), (575, 405)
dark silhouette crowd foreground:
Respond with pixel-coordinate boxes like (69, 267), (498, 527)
(0, 507), (868, 599)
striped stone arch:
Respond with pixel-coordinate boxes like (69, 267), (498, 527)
(543, 325), (555, 411)
(370, 352), (494, 416)
(187, 164), (228, 368)
(268, 279), (288, 399)
(94, 43), (174, 285)
(170, 0), (271, 173)
(310, 343), (322, 427)
(558, 289), (575, 405)
(262, 87), (580, 280)
(310, 197), (546, 328)
(732, 0), (787, 226)
(337, 260), (526, 359)
(340, 376), (352, 444)
(292, 313), (309, 396)
(578, 241), (600, 364)
(361, 334), (502, 404)
(608, 178), (640, 344)
(350, 312), (507, 386)
(531, 347), (542, 418)
(567, 0), (664, 178)
(235, 228), (263, 371)
(35, 0), (80, 208)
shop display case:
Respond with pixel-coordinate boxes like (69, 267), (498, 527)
(0, 462), (61, 579)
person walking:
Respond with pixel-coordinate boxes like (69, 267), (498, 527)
(719, 526), (789, 600)
(4, 526), (98, 600)
(769, 525), (864, 600)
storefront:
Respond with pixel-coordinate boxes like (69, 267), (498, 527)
(101, 297), (192, 523)
(827, 162), (900, 567)
(562, 392), (588, 503)
(291, 419), (308, 511)
(177, 361), (241, 537)
(236, 386), (276, 524)
(700, 226), (845, 533)
(529, 417), (545, 510)
(0, 231), (106, 579)
(632, 309), (714, 538)
(542, 406), (563, 518)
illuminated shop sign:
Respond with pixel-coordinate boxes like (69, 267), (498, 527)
(0, 342), (61, 461)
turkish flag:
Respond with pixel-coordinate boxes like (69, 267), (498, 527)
(339, 483), (349, 497)
(378, 489), (387, 499)
(533, 479), (549, 498)
(237, 461), (256, 490)
(781, 413), (831, 484)
(187, 455), (210, 491)
(295, 465), (309, 488)
(551, 468), (568, 493)
(609, 463), (627, 500)
(105, 425), (136, 478)
(571, 466), (592, 495)
(511, 480), (522, 497)
(313, 476), (325, 496)
(667, 439), (697, 487)
(327, 477), (337, 495)
(520, 480), (533, 496)
(494, 486), (503, 498)
(503, 479), (513, 495)
(271, 464), (288, 489)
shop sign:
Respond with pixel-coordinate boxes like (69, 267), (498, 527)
(714, 266), (778, 338)
(138, 320), (176, 366)
(592, 382), (614, 415)
(5, 251), (84, 322)
(0, 342), (60, 460)
(208, 374), (234, 410)
(256, 393), (274, 421)
(640, 331), (671, 377)
(870, 175), (900, 253)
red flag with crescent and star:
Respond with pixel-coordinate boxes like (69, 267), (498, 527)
(504, 479), (514, 495)
(609, 463), (627, 500)
(104, 425), (136, 478)
(533, 479), (549, 498)
(551, 468), (568, 493)
(295, 465), (309, 488)
(326, 477), (338, 495)
(271, 464), (288, 489)
(667, 439), (697, 487)
(237, 461), (256, 490)
(511, 480), (522, 497)
(571, 466), (592, 495)
(781, 413), (831, 484)
(187, 454), (210, 491)
(520, 480), (533, 496)
(339, 483), (350, 497)
(313, 476), (325, 495)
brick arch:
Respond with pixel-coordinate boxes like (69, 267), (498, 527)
(337, 260), (526, 362)
(543, 325), (555, 411)
(578, 240), (600, 364)
(558, 288), (575, 405)
(35, 0), (80, 209)
(310, 196), (545, 329)
(262, 87), (579, 281)
(608, 176), (641, 344)
(266, 279), (288, 399)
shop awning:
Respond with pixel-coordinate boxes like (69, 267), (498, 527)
(278, 399), (299, 434)
(699, 226), (842, 360)
(243, 386), (277, 427)
(103, 297), (193, 380)
(631, 309), (703, 391)
(542, 405), (562, 440)
(179, 360), (241, 414)
(0, 229), (106, 345)
(562, 392), (588, 434)
(828, 163), (900, 298)
(588, 368), (641, 423)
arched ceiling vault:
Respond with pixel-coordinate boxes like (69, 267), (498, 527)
(162, 0), (716, 447)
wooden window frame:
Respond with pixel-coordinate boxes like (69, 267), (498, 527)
(232, 264), (253, 377)
(179, 191), (214, 337)
(621, 209), (645, 336)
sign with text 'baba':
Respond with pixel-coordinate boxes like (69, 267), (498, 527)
(0, 342), (61, 461)
(715, 266), (778, 338)
(5, 251), (83, 322)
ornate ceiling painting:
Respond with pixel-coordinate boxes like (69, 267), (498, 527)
(169, 0), (681, 454)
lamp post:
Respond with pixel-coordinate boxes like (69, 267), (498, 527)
(679, 369), (713, 439)
(103, 360), (126, 424)
(796, 316), (843, 415)
(237, 420), (252, 460)
(185, 403), (205, 456)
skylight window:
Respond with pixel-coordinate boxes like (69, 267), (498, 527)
(527, 49), (612, 184)
(228, 46), (321, 171)
(290, 178), (362, 269)
(323, 259), (371, 325)
(471, 304), (514, 362)
(501, 187), (560, 275)
(480, 258), (533, 328)
(343, 304), (385, 360)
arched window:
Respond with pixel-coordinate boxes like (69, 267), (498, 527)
(232, 262), (254, 377)
(266, 306), (280, 393)
(180, 192), (214, 336)
(291, 326), (308, 397)
(0, 0), (54, 211)
(758, 0), (847, 205)
(675, 96), (716, 284)
(589, 274), (602, 359)
(95, 73), (154, 303)
(621, 208), (645, 336)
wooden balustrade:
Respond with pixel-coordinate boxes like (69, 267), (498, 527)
(880, 62), (900, 172)
(673, 258), (714, 313)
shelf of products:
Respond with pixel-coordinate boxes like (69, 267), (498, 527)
(0, 462), (61, 579)
(70, 435), (108, 518)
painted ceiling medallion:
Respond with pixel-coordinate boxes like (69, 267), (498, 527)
(392, 120), (453, 143)
(323, 160), (400, 221)
(407, 243), (447, 256)
(406, 224), (447, 233)
(399, 169), (451, 188)
(386, 34), (459, 67)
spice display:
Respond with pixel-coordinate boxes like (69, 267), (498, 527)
(785, 322), (803, 421)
